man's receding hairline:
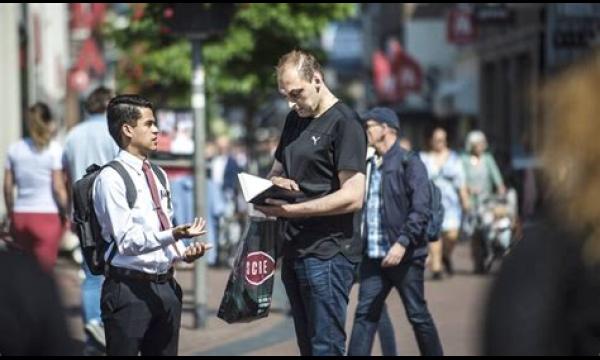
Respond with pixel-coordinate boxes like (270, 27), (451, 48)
(278, 52), (312, 82)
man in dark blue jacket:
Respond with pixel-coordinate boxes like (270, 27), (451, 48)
(348, 107), (443, 356)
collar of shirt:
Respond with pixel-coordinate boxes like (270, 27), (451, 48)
(374, 154), (383, 168)
(117, 150), (146, 176)
(383, 140), (402, 162)
(366, 146), (376, 161)
(367, 148), (383, 168)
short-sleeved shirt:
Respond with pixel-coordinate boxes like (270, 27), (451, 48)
(274, 101), (367, 263)
(420, 150), (465, 231)
(62, 114), (119, 185)
(5, 139), (63, 213)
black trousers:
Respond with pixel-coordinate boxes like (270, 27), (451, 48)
(101, 276), (183, 356)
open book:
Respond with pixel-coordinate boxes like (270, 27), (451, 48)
(238, 172), (304, 205)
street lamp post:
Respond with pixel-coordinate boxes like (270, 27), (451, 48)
(191, 37), (208, 328)
(165, 2), (235, 329)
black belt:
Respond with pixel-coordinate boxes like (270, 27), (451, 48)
(107, 266), (174, 284)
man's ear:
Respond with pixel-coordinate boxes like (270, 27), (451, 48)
(121, 123), (135, 143)
(122, 123), (133, 137)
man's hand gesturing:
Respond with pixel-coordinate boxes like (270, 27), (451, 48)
(173, 217), (207, 240)
(182, 242), (213, 263)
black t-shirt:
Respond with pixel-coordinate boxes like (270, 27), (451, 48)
(274, 101), (367, 263)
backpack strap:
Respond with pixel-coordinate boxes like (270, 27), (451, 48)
(150, 162), (167, 189)
(149, 162), (171, 210)
(106, 243), (118, 268)
(101, 160), (138, 268)
(400, 150), (416, 198)
(401, 150), (415, 167)
(391, 149), (416, 213)
(105, 160), (137, 209)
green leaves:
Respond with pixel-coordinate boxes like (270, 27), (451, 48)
(103, 3), (354, 108)
(203, 3), (354, 102)
(103, 4), (192, 107)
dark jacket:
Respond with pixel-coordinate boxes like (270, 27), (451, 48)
(223, 156), (241, 194)
(378, 141), (430, 261)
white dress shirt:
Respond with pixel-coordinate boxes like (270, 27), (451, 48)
(93, 150), (187, 274)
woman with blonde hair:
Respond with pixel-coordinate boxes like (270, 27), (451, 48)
(3, 102), (68, 272)
(484, 53), (600, 355)
(420, 127), (470, 279)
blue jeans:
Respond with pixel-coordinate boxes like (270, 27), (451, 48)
(82, 262), (104, 324)
(348, 257), (443, 356)
(378, 304), (398, 356)
(208, 216), (219, 265)
(282, 254), (356, 356)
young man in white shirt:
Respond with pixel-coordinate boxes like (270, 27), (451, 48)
(93, 94), (210, 356)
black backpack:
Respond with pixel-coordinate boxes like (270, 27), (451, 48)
(72, 160), (167, 275)
(401, 151), (445, 242)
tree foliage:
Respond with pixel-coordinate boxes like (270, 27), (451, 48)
(104, 3), (354, 108)
(203, 3), (355, 105)
(103, 4), (192, 107)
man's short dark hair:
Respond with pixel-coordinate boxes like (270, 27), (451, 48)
(85, 86), (114, 114)
(107, 95), (154, 148)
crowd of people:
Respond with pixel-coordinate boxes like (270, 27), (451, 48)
(0, 49), (511, 357)
(2, 47), (597, 356)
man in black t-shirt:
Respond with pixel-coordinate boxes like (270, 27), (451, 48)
(255, 50), (367, 356)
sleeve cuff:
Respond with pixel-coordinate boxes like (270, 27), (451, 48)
(173, 241), (187, 261)
(397, 235), (410, 247)
(157, 229), (176, 246)
(336, 166), (366, 175)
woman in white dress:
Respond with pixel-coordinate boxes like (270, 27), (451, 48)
(420, 128), (470, 280)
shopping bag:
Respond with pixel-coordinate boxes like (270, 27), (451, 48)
(217, 217), (283, 323)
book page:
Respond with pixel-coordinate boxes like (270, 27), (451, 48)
(237, 172), (273, 202)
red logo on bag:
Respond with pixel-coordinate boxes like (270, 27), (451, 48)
(245, 252), (275, 286)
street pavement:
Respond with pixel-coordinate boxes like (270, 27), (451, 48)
(55, 240), (494, 356)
